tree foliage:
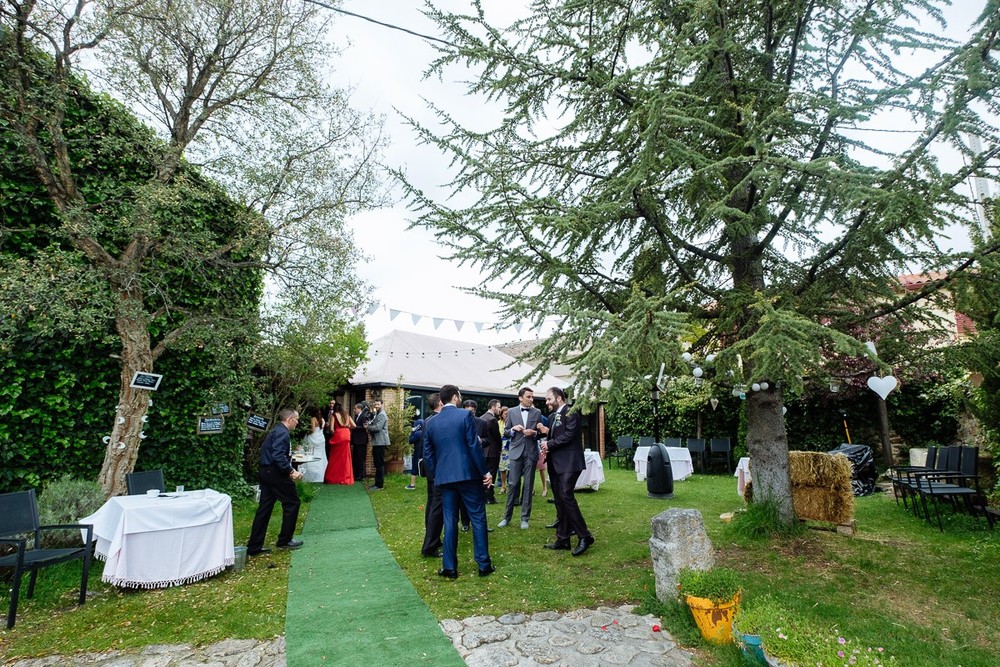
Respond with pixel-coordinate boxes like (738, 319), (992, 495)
(406, 0), (1000, 522)
(1, 0), (383, 495)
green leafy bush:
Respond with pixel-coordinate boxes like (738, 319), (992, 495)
(37, 475), (105, 547)
(677, 567), (742, 603)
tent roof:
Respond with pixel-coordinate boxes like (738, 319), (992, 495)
(350, 330), (568, 397)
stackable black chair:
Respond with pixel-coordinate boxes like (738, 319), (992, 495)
(708, 437), (733, 473)
(910, 446), (994, 531)
(637, 436), (655, 448)
(889, 446), (937, 509)
(611, 436), (635, 470)
(686, 438), (707, 473)
(0, 489), (93, 629)
(663, 437), (682, 448)
(125, 469), (165, 495)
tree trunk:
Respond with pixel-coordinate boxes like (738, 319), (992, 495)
(98, 290), (154, 498)
(745, 387), (796, 524)
(876, 396), (894, 468)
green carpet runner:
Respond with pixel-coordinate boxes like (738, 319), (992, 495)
(284, 484), (465, 666)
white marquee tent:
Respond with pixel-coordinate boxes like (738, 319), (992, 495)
(349, 330), (569, 397)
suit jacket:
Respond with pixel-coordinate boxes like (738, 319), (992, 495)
(504, 405), (542, 462)
(545, 405), (585, 474)
(351, 408), (371, 446)
(479, 411), (503, 459)
(367, 409), (389, 447)
(259, 424), (293, 473)
(423, 404), (487, 485)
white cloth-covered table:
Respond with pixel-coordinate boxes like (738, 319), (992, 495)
(80, 489), (234, 588)
(633, 446), (694, 482)
(575, 450), (605, 490)
(735, 457), (752, 496)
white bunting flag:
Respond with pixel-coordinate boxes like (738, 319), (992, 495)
(433, 318), (444, 330)
(389, 309), (401, 321)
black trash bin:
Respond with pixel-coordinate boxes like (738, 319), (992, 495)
(646, 443), (674, 499)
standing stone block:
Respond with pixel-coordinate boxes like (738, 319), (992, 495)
(649, 508), (714, 602)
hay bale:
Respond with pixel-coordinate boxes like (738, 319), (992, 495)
(789, 451), (854, 524)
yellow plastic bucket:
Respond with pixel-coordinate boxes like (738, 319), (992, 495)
(684, 593), (741, 644)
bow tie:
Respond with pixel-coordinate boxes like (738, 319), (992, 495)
(520, 408), (529, 411)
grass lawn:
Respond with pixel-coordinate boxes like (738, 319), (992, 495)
(3, 468), (998, 666)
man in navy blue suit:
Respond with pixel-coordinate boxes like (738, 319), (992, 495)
(423, 384), (495, 578)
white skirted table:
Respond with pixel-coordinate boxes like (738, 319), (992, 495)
(80, 489), (234, 588)
(575, 450), (605, 490)
(633, 446), (694, 482)
(735, 457), (752, 496)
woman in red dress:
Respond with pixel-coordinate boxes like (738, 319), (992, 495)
(324, 402), (356, 485)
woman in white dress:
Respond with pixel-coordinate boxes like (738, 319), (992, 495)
(300, 408), (329, 483)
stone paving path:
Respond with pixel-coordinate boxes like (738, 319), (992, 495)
(4, 606), (696, 667)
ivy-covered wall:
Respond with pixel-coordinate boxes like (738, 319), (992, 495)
(0, 56), (261, 496)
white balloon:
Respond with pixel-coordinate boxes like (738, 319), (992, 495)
(782, 406), (788, 415)
(760, 382), (769, 390)
(141, 415), (149, 423)
(139, 431), (147, 439)
(682, 352), (693, 362)
(117, 416), (126, 424)
(731, 388), (741, 397)
(693, 367), (704, 378)
(751, 383), (761, 392)
(706, 354), (716, 363)
(102, 435), (111, 444)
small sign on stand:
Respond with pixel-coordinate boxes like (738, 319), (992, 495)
(197, 416), (225, 435)
(129, 372), (163, 391)
(211, 403), (231, 416)
(246, 414), (269, 432)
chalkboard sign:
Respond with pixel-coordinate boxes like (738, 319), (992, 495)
(129, 372), (163, 391)
(211, 403), (231, 416)
(246, 414), (269, 432)
(197, 416), (225, 435)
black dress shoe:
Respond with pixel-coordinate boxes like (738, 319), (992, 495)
(485, 499), (497, 505)
(437, 568), (458, 579)
(546, 498), (555, 504)
(545, 521), (559, 529)
(461, 524), (470, 532)
(478, 564), (496, 577)
(422, 550), (443, 558)
(487, 527), (494, 533)
(248, 547), (271, 556)
(277, 539), (304, 550)
(544, 541), (571, 550)
(572, 536), (595, 557)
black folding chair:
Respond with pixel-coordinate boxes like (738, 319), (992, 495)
(611, 436), (635, 470)
(708, 437), (733, 473)
(0, 489), (93, 629)
(663, 437), (682, 448)
(686, 438), (707, 473)
(126, 469), (165, 495)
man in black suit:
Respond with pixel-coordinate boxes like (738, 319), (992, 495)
(499, 387), (542, 529)
(538, 387), (595, 556)
(247, 409), (305, 555)
(420, 394), (445, 557)
(350, 402), (371, 482)
(479, 399), (503, 505)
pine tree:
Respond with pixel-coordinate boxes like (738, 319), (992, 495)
(405, 0), (1000, 522)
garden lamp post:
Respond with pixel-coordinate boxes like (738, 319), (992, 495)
(650, 382), (661, 443)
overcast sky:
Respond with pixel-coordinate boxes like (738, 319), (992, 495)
(326, 0), (991, 347)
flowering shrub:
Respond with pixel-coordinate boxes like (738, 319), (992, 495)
(734, 595), (895, 666)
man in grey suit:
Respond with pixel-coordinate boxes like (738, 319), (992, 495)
(499, 387), (542, 529)
(366, 399), (390, 490)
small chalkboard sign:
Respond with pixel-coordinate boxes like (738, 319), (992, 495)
(211, 403), (231, 416)
(129, 371), (163, 391)
(197, 416), (225, 435)
(246, 414), (269, 432)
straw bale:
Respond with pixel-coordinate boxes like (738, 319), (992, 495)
(789, 451), (854, 524)
(743, 453), (854, 525)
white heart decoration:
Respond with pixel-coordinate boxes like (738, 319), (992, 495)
(710, 398), (720, 410)
(867, 375), (898, 400)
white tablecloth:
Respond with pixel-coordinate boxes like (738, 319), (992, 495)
(735, 457), (752, 496)
(80, 489), (234, 588)
(633, 446), (694, 482)
(575, 450), (605, 490)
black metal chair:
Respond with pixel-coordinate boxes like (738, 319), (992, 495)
(686, 438), (707, 473)
(125, 469), (165, 495)
(663, 437), (682, 448)
(708, 437), (733, 473)
(611, 436), (635, 470)
(637, 436), (655, 448)
(912, 446), (994, 531)
(0, 489), (93, 629)
(889, 446), (937, 509)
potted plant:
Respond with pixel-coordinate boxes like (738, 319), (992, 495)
(733, 595), (895, 666)
(677, 566), (743, 644)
